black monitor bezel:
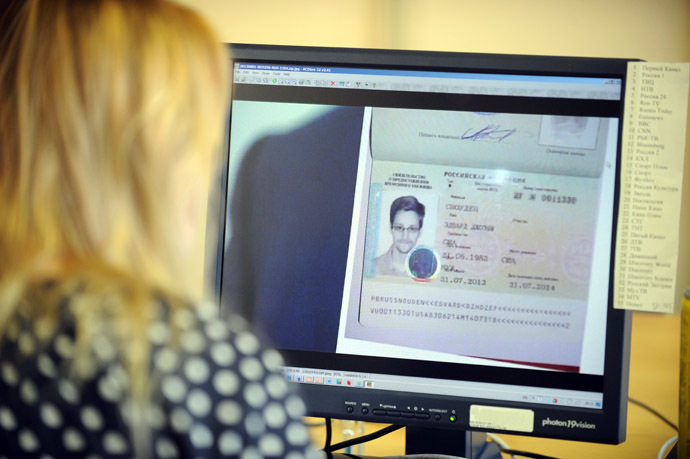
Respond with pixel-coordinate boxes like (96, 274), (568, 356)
(213, 43), (634, 444)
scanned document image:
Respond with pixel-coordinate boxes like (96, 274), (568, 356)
(338, 107), (618, 372)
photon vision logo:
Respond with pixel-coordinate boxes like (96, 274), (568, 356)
(542, 418), (596, 430)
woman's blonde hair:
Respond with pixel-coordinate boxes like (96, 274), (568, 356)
(0, 0), (228, 406)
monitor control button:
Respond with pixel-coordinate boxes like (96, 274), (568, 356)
(346, 406), (354, 414)
(414, 413), (430, 420)
(361, 407), (369, 415)
(387, 410), (401, 417)
(372, 409), (387, 416)
(434, 414), (442, 421)
(401, 412), (414, 418)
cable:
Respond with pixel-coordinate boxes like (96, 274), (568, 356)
(657, 435), (678, 459)
(629, 397), (679, 431)
(322, 422), (557, 458)
(324, 417), (332, 451)
(319, 421), (556, 458)
(486, 431), (560, 459)
(324, 424), (404, 453)
(486, 433), (516, 459)
(497, 449), (561, 459)
(304, 422), (325, 427)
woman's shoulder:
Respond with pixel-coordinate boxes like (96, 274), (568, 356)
(0, 288), (319, 458)
(145, 299), (318, 458)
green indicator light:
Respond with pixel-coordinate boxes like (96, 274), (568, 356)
(449, 415), (457, 422)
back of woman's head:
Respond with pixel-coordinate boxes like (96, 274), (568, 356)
(0, 0), (228, 302)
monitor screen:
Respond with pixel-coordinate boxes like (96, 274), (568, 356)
(211, 44), (633, 449)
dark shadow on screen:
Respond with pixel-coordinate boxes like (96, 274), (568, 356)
(222, 106), (366, 353)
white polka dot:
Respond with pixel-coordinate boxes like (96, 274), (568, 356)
(162, 375), (187, 403)
(285, 395), (306, 419)
(155, 437), (179, 458)
(215, 400), (242, 425)
(218, 430), (243, 455)
(261, 349), (284, 371)
(20, 379), (38, 405)
(244, 383), (268, 408)
(181, 330), (206, 354)
(63, 427), (86, 451)
(205, 321), (229, 341)
(58, 379), (80, 404)
(239, 357), (264, 381)
(184, 357), (210, 384)
(40, 403), (63, 428)
(190, 423), (213, 449)
(0, 406), (17, 430)
(18, 332), (36, 355)
(93, 334), (116, 362)
(263, 402), (288, 429)
(1, 362), (19, 386)
(210, 342), (236, 366)
(35, 317), (54, 341)
(81, 405), (104, 431)
(37, 353), (58, 378)
(170, 407), (192, 432)
(265, 374), (289, 399)
(19, 429), (40, 452)
(54, 334), (74, 359)
(244, 411), (265, 437)
(147, 321), (169, 345)
(103, 431), (129, 454)
(173, 308), (195, 330)
(259, 433), (285, 456)
(226, 314), (249, 332)
(98, 373), (122, 402)
(187, 389), (212, 417)
(235, 331), (260, 355)
(196, 301), (218, 322)
(240, 446), (263, 459)
(213, 370), (240, 396)
(154, 347), (179, 373)
(286, 422), (309, 446)
(108, 364), (129, 386)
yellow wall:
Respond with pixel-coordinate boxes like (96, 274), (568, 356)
(177, 0), (690, 308)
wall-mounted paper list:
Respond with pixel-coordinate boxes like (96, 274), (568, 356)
(615, 62), (689, 313)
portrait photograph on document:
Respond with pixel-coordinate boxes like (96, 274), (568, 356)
(366, 190), (439, 280)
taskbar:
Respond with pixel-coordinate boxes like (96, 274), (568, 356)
(281, 366), (604, 410)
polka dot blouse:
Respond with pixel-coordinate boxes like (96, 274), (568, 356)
(0, 299), (319, 458)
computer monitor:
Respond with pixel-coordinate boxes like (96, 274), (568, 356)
(210, 44), (633, 455)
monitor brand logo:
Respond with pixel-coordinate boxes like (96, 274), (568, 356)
(542, 417), (596, 430)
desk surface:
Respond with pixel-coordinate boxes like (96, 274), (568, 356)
(308, 312), (681, 458)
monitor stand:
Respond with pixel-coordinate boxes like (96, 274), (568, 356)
(405, 427), (502, 458)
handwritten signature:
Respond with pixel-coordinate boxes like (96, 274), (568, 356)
(461, 124), (517, 142)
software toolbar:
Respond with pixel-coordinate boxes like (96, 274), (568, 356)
(234, 63), (622, 100)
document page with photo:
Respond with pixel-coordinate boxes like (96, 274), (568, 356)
(338, 107), (618, 371)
